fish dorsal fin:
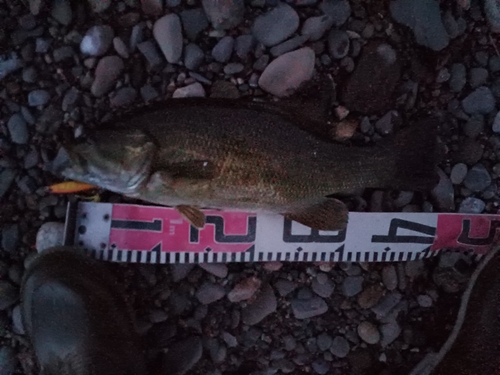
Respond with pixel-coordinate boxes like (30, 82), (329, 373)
(284, 198), (349, 231)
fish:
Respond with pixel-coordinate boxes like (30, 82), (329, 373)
(49, 98), (439, 231)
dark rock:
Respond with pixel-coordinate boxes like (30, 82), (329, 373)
(153, 14), (183, 63)
(274, 279), (297, 297)
(137, 40), (163, 68)
(141, 0), (163, 15)
(202, 0), (244, 30)
(53, 46), (75, 62)
(328, 30), (349, 59)
(180, 8), (209, 40)
(235, 35), (255, 59)
(461, 86), (496, 115)
(0, 170), (17, 199)
(210, 80), (240, 99)
(341, 276), (363, 297)
(312, 359), (330, 375)
(450, 163), (468, 184)
(316, 333), (332, 351)
(485, 0), (500, 32)
(330, 336), (350, 358)
(91, 56), (124, 97)
(342, 42), (400, 113)
(302, 15), (334, 41)
(113, 37), (129, 59)
(7, 114), (28, 144)
(0, 347), (16, 375)
(51, 0), (72, 25)
(463, 164), (492, 192)
(28, 89), (50, 106)
(270, 35), (308, 57)
(459, 197), (485, 213)
(87, 0), (111, 12)
(291, 296), (328, 319)
(241, 284), (277, 325)
(140, 85), (159, 102)
(184, 43), (205, 70)
(196, 282), (225, 304)
(80, 25), (114, 56)
(252, 3), (299, 47)
(371, 292), (402, 318)
(162, 336), (203, 375)
(469, 67), (488, 89)
(212, 36), (234, 63)
(0, 281), (18, 310)
(463, 115), (484, 138)
(449, 63), (466, 92)
(319, 0), (351, 26)
(223, 62), (244, 75)
(454, 138), (484, 165)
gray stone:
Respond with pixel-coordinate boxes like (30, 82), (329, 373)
(330, 336), (350, 358)
(235, 35), (255, 59)
(316, 333), (332, 351)
(291, 296), (328, 319)
(371, 292), (402, 318)
(328, 30), (349, 60)
(210, 80), (240, 99)
(312, 359), (330, 375)
(202, 0), (244, 30)
(443, 11), (460, 39)
(485, 0), (500, 32)
(463, 164), (492, 192)
(224, 62), (244, 75)
(28, 89), (50, 106)
(20, 15), (36, 30)
(141, 0), (162, 15)
(274, 279), (297, 297)
(0, 170), (16, 199)
(7, 114), (28, 144)
(137, 40), (163, 68)
(51, 0), (72, 25)
(35, 38), (51, 53)
(470, 67), (488, 88)
(357, 321), (380, 344)
(242, 284), (277, 325)
(341, 276), (363, 297)
(149, 309), (168, 323)
(436, 67), (450, 83)
(431, 168), (455, 211)
(170, 264), (194, 282)
(375, 110), (399, 135)
(91, 56), (124, 97)
(390, 0), (449, 51)
(319, 0), (351, 26)
(222, 332), (238, 347)
(450, 163), (468, 184)
(417, 294), (433, 307)
(140, 85), (159, 102)
(253, 54), (269, 71)
(311, 277), (335, 298)
(463, 115), (484, 138)
(449, 63), (466, 92)
(301, 16), (334, 42)
(184, 43), (205, 70)
(172, 82), (206, 98)
(0, 281), (17, 310)
(493, 111), (500, 133)
(462, 86), (496, 115)
(62, 87), (80, 111)
(212, 36), (234, 63)
(380, 320), (401, 347)
(53, 46), (75, 62)
(0, 347), (16, 375)
(162, 336), (202, 375)
(113, 37), (129, 59)
(87, 0), (111, 12)
(382, 265), (398, 291)
(228, 277), (261, 302)
(459, 197), (485, 213)
(270, 35), (309, 57)
(129, 24), (144, 53)
(196, 282), (225, 304)
(0, 59), (24, 81)
(258, 47), (315, 97)
(36, 222), (65, 252)
(80, 25), (114, 56)
(252, 3), (299, 47)
(154, 14), (183, 63)
(110, 87), (137, 107)
(490, 56), (500, 73)
(180, 8), (209, 40)
(29, 0), (43, 15)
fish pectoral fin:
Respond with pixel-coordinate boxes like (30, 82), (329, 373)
(165, 160), (217, 180)
(283, 198), (349, 231)
(176, 205), (206, 229)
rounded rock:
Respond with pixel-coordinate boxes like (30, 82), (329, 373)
(330, 336), (350, 358)
(7, 114), (28, 144)
(492, 111), (500, 133)
(450, 163), (468, 184)
(449, 63), (466, 92)
(461, 86), (496, 115)
(28, 89), (50, 106)
(258, 47), (315, 97)
(463, 164), (492, 192)
(357, 321), (380, 344)
(211, 36), (234, 63)
(184, 43), (205, 70)
(172, 82), (206, 98)
(252, 3), (299, 47)
(459, 197), (485, 213)
(301, 15), (334, 42)
(36, 222), (65, 252)
(80, 25), (114, 56)
(328, 30), (350, 59)
(202, 0), (244, 30)
(91, 56), (124, 97)
(153, 14), (183, 63)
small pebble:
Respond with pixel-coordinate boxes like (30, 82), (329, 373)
(357, 321), (380, 344)
(80, 25), (114, 56)
(172, 82), (206, 98)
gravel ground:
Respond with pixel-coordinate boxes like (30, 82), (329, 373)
(0, 0), (499, 374)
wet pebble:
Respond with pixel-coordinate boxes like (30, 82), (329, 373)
(463, 115), (484, 138)
(341, 276), (363, 297)
(270, 35), (309, 57)
(87, 0), (111, 12)
(234, 35), (254, 59)
(212, 36), (234, 63)
(223, 62), (244, 75)
(7, 114), (28, 144)
(0, 170), (16, 199)
(469, 67), (488, 88)
(463, 164), (492, 192)
(180, 8), (209, 40)
(241, 284), (277, 325)
(142, 0), (163, 16)
(36, 222), (65, 252)
(53, 46), (75, 62)
(91, 56), (124, 97)
(319, 0), (351, 26)
(436, 68), (450, 83)
(357, 321), (380, 344)
(0, 281), (18, 310)
(316, 332), (332, 351)
(274, 279), (297, 297)
(110, 87), (137, 107)
(462, 86), (496, 115)
(28, 89), (50, 106)
(485, 0), (500, 32)
(202, 0), (244, 30)
(137, 41), (163, 68)
(358, 284), (384, 309)
(291, 296), (328, 319)
(371, 292), (402, 318)
(184, 43), (205, 70)
(492, 111), (500, 133)
(252, 3), (299, 46)
(0, 59), (24, 81)
(302, 15), (334, 41)
(330, 336), (350, 358)
(12, 305), (24, 334)
(258, 47), (315, 97)
(312, 359), (330, 375)
(80, 25), (114, 56)
(113, 37), (129, 59)
(196, 282), (225, 304)
(328, 30), (349, 59)
(450, 163), (468, 184)
(154, 14), (183, 63)
(459, 197), (485, 213)
(170, 264), (194, 282)
(375, 110), (399, 135)
(380, 320), (401, 347)
(228, 277), (261, 302)
(51, 0), (72, 25)
(417, 294), (433, 307)
(140, 85), (159, 102)
(382, 265), (398, 291)
(448, 64), (466, 94)
(172, 82), (206, 98)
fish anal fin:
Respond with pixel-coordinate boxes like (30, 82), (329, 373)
(284, 198), (349, 231)
(176, 205), (206, 229)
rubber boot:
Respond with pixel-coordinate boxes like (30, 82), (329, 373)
(409, 245), (500, 375)
(21, 247), (146, 375)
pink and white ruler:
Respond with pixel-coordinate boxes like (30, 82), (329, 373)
(64, 202), (500, 264)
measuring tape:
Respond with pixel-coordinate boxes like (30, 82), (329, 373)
(63, 202), (500, 264)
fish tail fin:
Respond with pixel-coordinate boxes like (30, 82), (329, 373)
(378, 119), (441, 191)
